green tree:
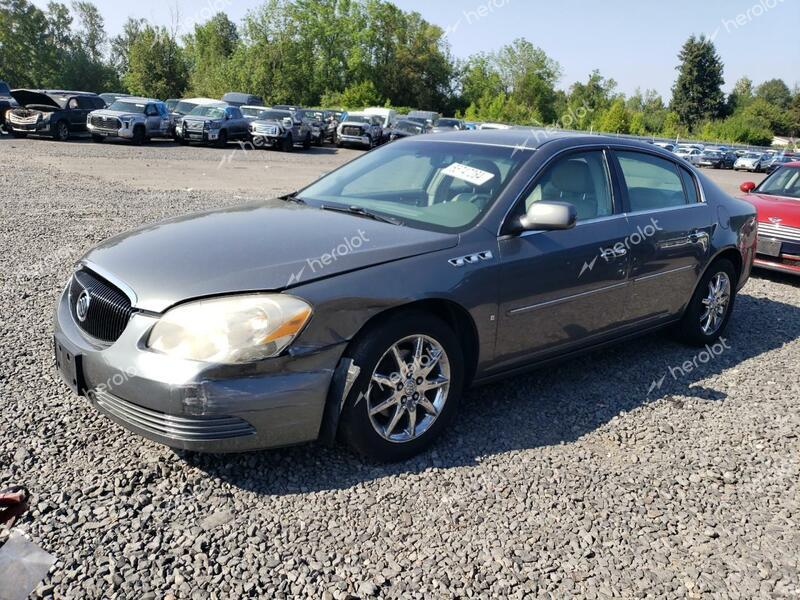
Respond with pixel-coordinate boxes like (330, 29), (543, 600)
(320, 81), (381, 109)
(598, 98), (629, 134)
(566, 70), (618, 130)
(755, 78), (792, 110)
(123, 24), (188, 99)
(183, 12), (239, 97)
(670, 35), (725, 129)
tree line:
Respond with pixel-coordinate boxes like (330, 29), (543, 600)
(2, 0), (798, 146)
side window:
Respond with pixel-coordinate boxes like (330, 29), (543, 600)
(521, 151), (613, 221)
(616, 151), (687, 212)
(229, 107), (243, 119)
(679, 167), (700, 203)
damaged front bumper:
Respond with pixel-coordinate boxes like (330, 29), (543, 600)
(53, 285), (346, 452)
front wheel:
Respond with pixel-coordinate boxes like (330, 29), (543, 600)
(281, 134), (294, 152)
(214, 129), (228, 148)
(675, 259), (737, 346)
(11, 131), (27, 139)
(338, 312), (464, 462)
(91, 134), (104, 143)
(302, 133), (312, 150)
(54, 121), (70, 141)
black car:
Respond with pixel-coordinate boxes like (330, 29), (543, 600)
(0, 81), (17, 133)
(295, 109), (327, 145)
(388, 119), (430, 141)
(7, 90), (105, 141)
(697, 150), (736, 169)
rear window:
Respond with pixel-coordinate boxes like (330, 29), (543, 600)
(617, 151), (688, 212)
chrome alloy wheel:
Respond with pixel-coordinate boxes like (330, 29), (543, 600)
(366, 335), (450, 443)
(700, 272), (731, 335)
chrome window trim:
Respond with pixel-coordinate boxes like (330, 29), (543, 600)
(497, 142), (614, 237)
(508, 281), (630, 315)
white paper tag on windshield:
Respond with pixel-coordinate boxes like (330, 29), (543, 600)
(441, 163), (495, 186)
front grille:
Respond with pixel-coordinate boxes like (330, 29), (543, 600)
(69, 269), (133, 343)
(759, 221), (800, 243)
(185, 120), (204, 131)
(89, 115), (120, 131)
(93, 388), (256, 441)
(9, 111), (40, 125)
(254, 124), (279, 135)
(342, 126), (364, 136)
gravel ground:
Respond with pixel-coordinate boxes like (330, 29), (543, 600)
(1, 137), (798, 599)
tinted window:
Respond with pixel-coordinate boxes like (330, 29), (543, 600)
(522, 151), (613, 221)
(679, 168), (700, 203)
(76, 97), (97, 109)
(227, 107), (243, 119)
(617, 151), (687, 212)
(0, 82), (10, 96)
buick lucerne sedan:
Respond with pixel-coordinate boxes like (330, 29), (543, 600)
(54, 131), (757, 461)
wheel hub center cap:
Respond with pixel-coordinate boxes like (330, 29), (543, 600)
(403, 379), (417, 397)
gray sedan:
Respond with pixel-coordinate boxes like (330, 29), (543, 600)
(53, 131), (757, 461)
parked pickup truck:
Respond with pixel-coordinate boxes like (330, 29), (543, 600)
(7, 89), (105, 140)
(176, 103), (250, 147)
(87, 97), (171, 144)
(249, 108), (312, 151)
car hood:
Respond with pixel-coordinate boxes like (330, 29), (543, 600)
(10, 89), (61, 108)
(741, 193), (800, 224)
(91, 109), (141, 119)
(81, 200), (459, 313)
(341, 121), (369, 127)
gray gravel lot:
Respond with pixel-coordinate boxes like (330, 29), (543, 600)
(1, 137), (798, 599)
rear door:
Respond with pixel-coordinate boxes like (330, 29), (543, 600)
(494, 148), (632, 369)
(610, 149), (712, 323)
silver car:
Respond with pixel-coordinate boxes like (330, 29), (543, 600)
(53, 131), (756, 462)
(249, 108), (312, 151)
(87, 97), (171, 144)
(337, 113), (383, 149)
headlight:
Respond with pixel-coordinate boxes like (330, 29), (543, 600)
(146, 294), (312, 364)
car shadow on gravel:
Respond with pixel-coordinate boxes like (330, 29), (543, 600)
(181, 293), (800, 495)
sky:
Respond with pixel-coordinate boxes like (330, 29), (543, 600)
(31, 0), (800, 98)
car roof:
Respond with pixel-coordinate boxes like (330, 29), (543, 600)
(417, 129), (640, 150)
(110, 96), (160, 104)
(180, 97), (222, 105)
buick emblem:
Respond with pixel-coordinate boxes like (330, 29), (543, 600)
(76, 289), (91, 322)
(768, 217), (782, 225)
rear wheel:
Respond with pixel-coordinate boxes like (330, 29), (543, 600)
(675, 259), (736, 346)
(54, 121), (70, 141)
(338, 312), (464, 462)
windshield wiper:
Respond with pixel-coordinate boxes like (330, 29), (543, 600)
(319, 204), (403, 226)
(279, 192), (306, 204)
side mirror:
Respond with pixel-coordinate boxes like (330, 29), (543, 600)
(740, 181), (756, 193)
(518, 201), (577, 232)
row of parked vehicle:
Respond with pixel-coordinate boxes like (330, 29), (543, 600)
(0, 85), (474, 152)
(651, 141), (798, 174)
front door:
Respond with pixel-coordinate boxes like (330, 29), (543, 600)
(493, 149), (631, 370)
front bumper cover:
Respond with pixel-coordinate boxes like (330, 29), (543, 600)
(53, 284), (345, 452)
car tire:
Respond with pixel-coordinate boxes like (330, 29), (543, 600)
(11, 131), (27, 139)
(91, 134), (104, 143)
(282, 134), (293, 152)
(215, 130), (228, 148)
(365, 135), (373, 149)
(131, 126), (145, 145)
(338, 311), (464, 462)
(675, 259), (737, 347)
(54, 121), (70, 141)
(302, 133), (311, 150)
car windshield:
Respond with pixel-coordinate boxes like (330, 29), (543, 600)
(437, 119), (460, 128)
(743, 152), (761, 159)
(165, 99), (178, 111)
(173, 101), (198, 114)
(188, 105), (225, 118)
(298, 140), (532, 232)
(703, 151), (721, 157)
(108, 101), (147, 113)
(396, 121), (423, 134)
(346, 115), (370, 124)
(756, 166), (800, 199)
(299, 111), (323, 120)
(241, 107), (265, 118)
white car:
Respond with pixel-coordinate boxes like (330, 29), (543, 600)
(674, 146), (702, 165)
(337, 113), (383, 149)
(733, 152), (767, 172)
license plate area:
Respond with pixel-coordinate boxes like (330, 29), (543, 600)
(757, 237), (782, 257)
(54, 336), (85, 395)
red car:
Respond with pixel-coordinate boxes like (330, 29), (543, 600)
(740, 161), (800, 275)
